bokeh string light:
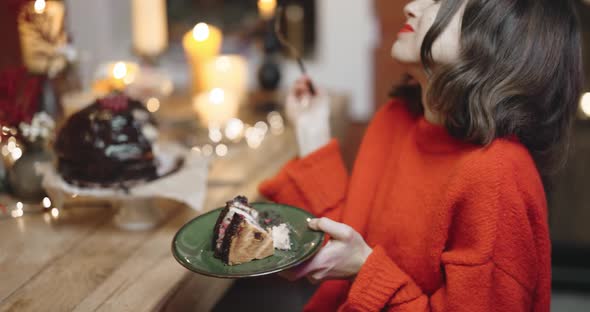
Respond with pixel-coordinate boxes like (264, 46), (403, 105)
(192, 111), (286, 157)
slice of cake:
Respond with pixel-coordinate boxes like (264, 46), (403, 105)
(212, 196), (274, 265)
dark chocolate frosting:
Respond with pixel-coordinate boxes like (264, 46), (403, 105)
(54, 94), (159, 187)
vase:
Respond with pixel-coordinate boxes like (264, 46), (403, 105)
(7, 142), (52, 203)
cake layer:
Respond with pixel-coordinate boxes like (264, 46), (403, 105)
(213, 196), (274, 265)
(227, 221), (274, 265)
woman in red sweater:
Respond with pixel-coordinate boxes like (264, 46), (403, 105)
(259, 0), (583, 311)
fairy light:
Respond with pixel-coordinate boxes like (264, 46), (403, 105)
(11, 209), (23, 218)
(245, 126), (265, 149)
(113, 62), (128, 80)
(34, 0), (46, 14)
(7, 137), (17, 152)
(224, 118), (244, 141)
(146, 97), (160, 113)
(192, 23), (210, 42)
(215, 144), (228, 157)
(268, 111), (285, 135)
(42, 197), (52, 209)
(208, 127), (223, 143)
(191, 146), (202, 155)
(12, 202), (24, 218)
(254, 121), (269, 135)
(11, 147), (22, 160)
(581, 93), (590, 118)
(51, 208), (60, 218)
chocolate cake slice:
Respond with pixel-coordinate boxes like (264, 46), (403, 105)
(213, 196), (274, 265)
(54, 94), (160, 187)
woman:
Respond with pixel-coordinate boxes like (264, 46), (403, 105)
(259, 0), (583, 311)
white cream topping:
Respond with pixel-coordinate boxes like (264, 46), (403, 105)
(270, 223), (291, 250)
(215, 201), (263, 250)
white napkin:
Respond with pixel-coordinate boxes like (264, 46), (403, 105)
(39, 142), (209, 211)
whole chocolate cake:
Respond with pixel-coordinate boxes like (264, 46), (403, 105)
(54, 94), (160, 187)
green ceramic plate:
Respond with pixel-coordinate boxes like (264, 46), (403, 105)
(172, 202), (325, 278)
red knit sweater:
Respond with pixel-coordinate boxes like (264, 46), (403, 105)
(259, 99), (551, 312)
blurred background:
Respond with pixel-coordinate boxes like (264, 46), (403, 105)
(0, 0), (589, 311)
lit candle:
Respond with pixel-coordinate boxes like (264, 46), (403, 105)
(34, 0), (46, 14)
(131, 0), (168, 58)
(201, 55), (248, 102)
(182, 23), (223, 94)
(192, 88), (239, 126)
(258, 0), (277, 20)
(581, 93), (590, 118)
(92, 61), (139, 95)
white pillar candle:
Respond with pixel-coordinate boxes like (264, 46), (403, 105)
(182, 23), (223, 94)
(192, 88), (239, 126)
(131, 0), (168, 57)
(201, 55), (248, 103)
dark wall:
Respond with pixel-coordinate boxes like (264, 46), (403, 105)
(373, 0), (407, 108)
(0, 2), (22, 70)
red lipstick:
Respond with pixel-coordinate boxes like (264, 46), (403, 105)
(399, 24), (414, 33)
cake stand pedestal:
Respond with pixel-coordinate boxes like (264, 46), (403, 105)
(113, 198), (164, 231)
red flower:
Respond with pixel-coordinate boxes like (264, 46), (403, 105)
(0, 67), (42, 131)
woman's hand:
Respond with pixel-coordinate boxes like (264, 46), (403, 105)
(281, 218), (373, 283)
(286, 76), (331, 158)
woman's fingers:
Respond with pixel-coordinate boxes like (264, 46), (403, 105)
(278, 243), (333, 281)
(308, 218), (354, 241)
(292, 76), (313, 99)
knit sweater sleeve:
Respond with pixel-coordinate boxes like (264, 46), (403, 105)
(258, 139), (348, 220)
(340, 146), (549, 312)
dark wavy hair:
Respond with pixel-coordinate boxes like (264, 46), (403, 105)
(392, 0), (584, 177)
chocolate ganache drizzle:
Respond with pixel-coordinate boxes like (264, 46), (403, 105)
(55, 94), (160, 187)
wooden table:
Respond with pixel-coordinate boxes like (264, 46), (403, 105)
(0, 93), (347, 312)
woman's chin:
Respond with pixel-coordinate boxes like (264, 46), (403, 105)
(391, 44), (419, 65)
(391, 52), (418, 65)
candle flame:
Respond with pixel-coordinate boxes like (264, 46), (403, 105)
(581, 93), (590, 117)
(192, 23), (210, 42)
(209, 88), (225, 105)
(113, 62), (127, 80)
(258, 0), (277, 19)
(34, 0), (46, 14)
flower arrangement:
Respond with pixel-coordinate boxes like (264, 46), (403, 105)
(19, 112), (55, 144)
(0, 67), (42, 137)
